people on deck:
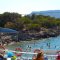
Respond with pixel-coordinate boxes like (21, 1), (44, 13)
(33, 52), (44, 60)
(11, 56), (17, 60)
(0, 54), (4, 60)
(56, 54), (60, 60)
(56, 51), (60, 60)
(33, 49), (48, 60)
(7, 51), (14, 58)
(44, 56), (48, 60)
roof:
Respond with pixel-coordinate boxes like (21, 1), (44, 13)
(0, 27), (18, 33)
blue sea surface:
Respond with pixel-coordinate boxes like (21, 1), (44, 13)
(7, 35), (60, 60)
(18, 36), (60, 51)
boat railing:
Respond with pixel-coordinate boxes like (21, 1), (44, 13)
(0, 49), (60, 60)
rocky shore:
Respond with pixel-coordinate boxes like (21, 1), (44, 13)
(18, 27), (60, 41)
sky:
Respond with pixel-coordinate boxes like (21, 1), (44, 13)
(0, 0), (60, 15)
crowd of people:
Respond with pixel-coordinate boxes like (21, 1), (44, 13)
(0, 51), (17, 60)
(0, 44), (60, 60)
(0, 50), (60, 60)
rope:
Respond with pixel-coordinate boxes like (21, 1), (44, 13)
(0, 49), (59, 56)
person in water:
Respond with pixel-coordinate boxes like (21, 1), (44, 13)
(33, 52), (44, 60)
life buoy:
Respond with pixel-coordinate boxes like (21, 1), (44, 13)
(15, 48), (22, 56)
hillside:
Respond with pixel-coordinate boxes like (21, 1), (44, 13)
(0, 12), (60, 41)
(30, 10), (60, 18)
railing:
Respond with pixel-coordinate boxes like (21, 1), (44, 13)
(6, 54), (58, 60)
(0, 49), (60, 60)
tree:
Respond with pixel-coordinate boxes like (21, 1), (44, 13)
(4, 22), (16, 29)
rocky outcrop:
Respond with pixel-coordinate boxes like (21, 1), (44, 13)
(18, 28), (60, 41)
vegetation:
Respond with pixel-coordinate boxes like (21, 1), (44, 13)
(0, 12), (60, 40)
(0, 12), (60, 31)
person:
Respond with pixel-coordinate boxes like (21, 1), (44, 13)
(33, 52), (44, 60)
(6, 51), (14, 58)
(56, 51), (60, 60)
(56, 54), (60, 60)
(44, 56), (48, 60)
(0, 54), (4, 60)
(11, 55), (17, 60)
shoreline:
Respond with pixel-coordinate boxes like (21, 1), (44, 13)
(18, 28), (60, 41)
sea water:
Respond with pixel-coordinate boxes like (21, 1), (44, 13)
(7, 35), (60, 60)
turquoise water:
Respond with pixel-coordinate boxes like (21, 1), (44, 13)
(7, 35), (60, 60)
(7, 35), (60, 50)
